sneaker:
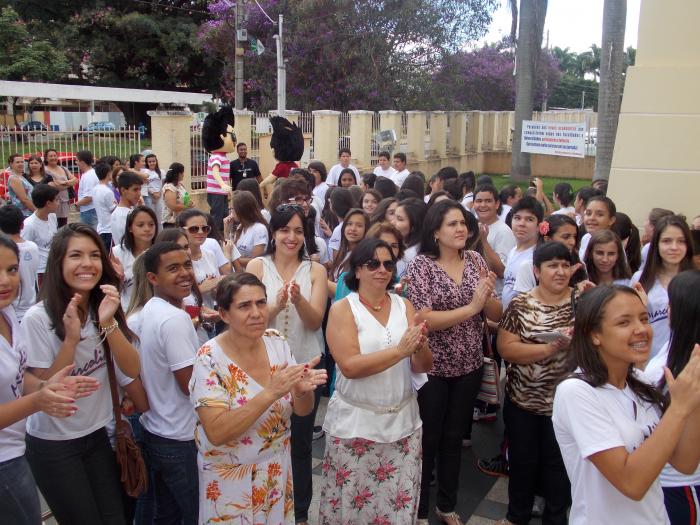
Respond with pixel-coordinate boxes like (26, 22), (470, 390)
(473, 406), (498, 423)
(312, 425), (324, 441)
(477, 453), (509, 477)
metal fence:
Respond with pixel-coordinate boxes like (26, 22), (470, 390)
(0, 127), (142, 165)
(190, 124), (207, 191)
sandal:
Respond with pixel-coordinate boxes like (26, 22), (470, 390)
(435, 507), (464, 525)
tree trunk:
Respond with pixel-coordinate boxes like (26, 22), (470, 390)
(511, 0), (548, 182)
(594, 0), (626, 181)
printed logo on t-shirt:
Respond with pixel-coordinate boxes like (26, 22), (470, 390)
(73, 347), (107, 377)
(648, 305), (668, 325)
(11, 347), (26, 399)
(23, 251), (33, 262)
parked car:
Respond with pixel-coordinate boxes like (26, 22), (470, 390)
(18, 121), (48, 132)
(87, 121), (116, 131)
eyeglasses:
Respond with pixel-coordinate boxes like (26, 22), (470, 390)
(276, 203), (305, 213)
(184, 225), (211, 234)
(363, 259), (396, 272)
(287, 196), (312, 205)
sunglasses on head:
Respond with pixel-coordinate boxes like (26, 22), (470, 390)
(184, 225), (211, 234)
(276, 203), (305, 214)
(363, 259), (396, 272)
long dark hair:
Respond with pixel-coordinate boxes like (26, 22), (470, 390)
(121, 206), (158, 252)
(163, 162), (184, 185)
(369, 197), (397, 225)
(420, 200), (469, 259)
(585, 230), (631, 284)
(237, 178), (265, 209)
(567, 285), (666, 411)
(541, 214), (586, 286)
(612, 212), (642, 273)
(40, 224), (134, 342)
(232, 190), (268, 232)
(266, 205), (309, 261)
(145, 154), (161, 177)
(661, 270), (700, 389)
(396, 198), (426, 248)
(330, 209), (369, 279)
(639, 215), (694, 292)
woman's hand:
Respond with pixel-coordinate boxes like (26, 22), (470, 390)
(276, 283), (289, 310)
(631, 282), (649, 309)
(472, 268), (496, 312)
(35, 364), (100, 417)
(288, 281), (301, 305)
(223, 240), (234, 260)
(319, 218), (332, 237)
(97, 284), (121, 326)
(110, 252), (124, 281)
(666, 344), (700, 417)
(62, 294), (83, 344)
(576, 280), (596, 294)
(265, 362), (306, 400)
(291, 355), (328, 397)
(397, 325), (426, 358)
(546, 337), (570, 356)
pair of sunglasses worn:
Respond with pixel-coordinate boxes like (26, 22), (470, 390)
(363, 259), (396, 272)
(184, 225), (211, 234)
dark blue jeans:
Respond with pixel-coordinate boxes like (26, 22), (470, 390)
(0, 455), (42, 525)
(25, 428), (125, 525)
(141, 429), (198, 525)
(206, 193), (228, 233)
(80, 208), (98, 229)
(127, 413), (154, 525)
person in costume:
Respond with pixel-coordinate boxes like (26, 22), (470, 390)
(259, 116), (304, 200)
(202, 106), (236, 231)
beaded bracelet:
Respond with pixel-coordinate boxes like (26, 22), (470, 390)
(99, 319), (119, 337)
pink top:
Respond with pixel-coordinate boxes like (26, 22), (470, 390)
(206, 152), (230, 195)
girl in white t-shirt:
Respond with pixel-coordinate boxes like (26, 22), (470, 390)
(553, 285), (700, 525)
(631, 215), (695, 360)
(579, 195), (617, 262)
(144, 154), (163, 224)
(112, 206), (158, 311)
(0, 236), (100, 524)
(20, 223), (140, 524)
(643, 270), (700, 524)
(584, 229), (632, 286)
(391, 198), (425, 277)
(226, 190), (269, 269)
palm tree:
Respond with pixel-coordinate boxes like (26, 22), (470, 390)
(510, 0), (548, 182)
(594, 0), (626, 181)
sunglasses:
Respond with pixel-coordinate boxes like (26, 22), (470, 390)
(184, 225), (211, 234)
(276, 203), (305, 213)
(363, 259), (396, 272)
(226, 130), (237, 142)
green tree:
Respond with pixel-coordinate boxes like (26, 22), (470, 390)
(594, 0), (626, 182)
(510, 0), (548, 182)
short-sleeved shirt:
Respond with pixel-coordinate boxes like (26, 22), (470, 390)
(631, 271), (670, 360)
(77, 168), (98, 211)
(138, 297), (199, 441)
(327, 163), (360, 186)
(271, 161), (299, 180)
(21, 212), (57, 273)
(500, 289), (575, 415)
(206, 152), (230, 195)
(110, 206), (131, 248)
(553, 374), (668, 525)
(230, 158), (261, 188)
(13, 241), (39, 322)
(234, 222), (269, 258)
(0, 306), (26, 461)
(93, 184), (117, 235)
(406, 252), (488, 377)
(502, 245), (535, 309)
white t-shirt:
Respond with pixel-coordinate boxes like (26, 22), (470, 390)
(313, 236), (330, 265)
(21, 212), (57, 273)
(93, 184), (117, 235)
(313, 182), (329, 205)
(77, 168), (98, 211)
(110, 206), (131, 248)
(13, 240), (39, 322)
(579, 233), (591, 262)
(112, 246), (136, 311)
(460, 192), (474, 210)
(235, 222), (268, 258)
(553, 206), (576, 216)
(640, 243), (650, 270)
(202, 238), (229, 268)
(0, 306), (26, 461)
(192, 248), (221, 309)
(392, 168), (410, 188)
(139, 169), (150, 197)
(553, 374), (669, 525)
(502, 245), (535, 309)
(643, 342), (700, 488)
(147, 169), (162, 196)
(498, 203), (512, 222)
(22, 303), (113, 440)
(329, 222), (343, 254)
(373, 166), (397, 180)
(486, 220), (516, 297)
(631, 271), (670, 360)
(138, 297), (199, 441)
(398, 244), (420, 278)
(327, 163), (360, 186)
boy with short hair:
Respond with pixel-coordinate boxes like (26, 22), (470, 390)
(391, 152), (410, 187)
(139, 242), (200, 523)
(92, 161), (117, 249)
(22, 183), (59, 284)
(501, 196), (544, 308)
(327, 148), (360, 186)
(373, 151), (396, 180)
(0, 204), (39, 322)
(110, 171), (143, 248)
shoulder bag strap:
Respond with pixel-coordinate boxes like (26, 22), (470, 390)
(102, 338), (123, 425)
(466, 249), (495, 358)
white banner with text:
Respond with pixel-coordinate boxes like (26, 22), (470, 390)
(521, 120), (586, 158)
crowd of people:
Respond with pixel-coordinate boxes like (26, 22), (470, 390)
(0, 144), (700, 525)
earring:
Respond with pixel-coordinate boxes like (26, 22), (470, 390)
(271, 238), (276, 249)
(434, 237), (439, 245)
(592, 338), (600, 346)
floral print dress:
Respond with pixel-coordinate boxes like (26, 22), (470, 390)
(190, 332), (296, 524)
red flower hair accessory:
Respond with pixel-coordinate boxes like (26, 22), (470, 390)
(539, 221), (550, 236)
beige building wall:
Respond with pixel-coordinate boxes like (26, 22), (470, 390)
(608, 1), (700, 225)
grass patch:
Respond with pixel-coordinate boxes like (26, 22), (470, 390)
(483, 174), (591, 196)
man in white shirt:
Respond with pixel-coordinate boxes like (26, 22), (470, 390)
(326, 148), (360, 186)
(139, 242), (200, 523)
(373, 151), (396, 180)
(474, 185), (516, 298)
(502, 197), (544, 308)
(391, 152), (410, 187)
(0, 204), (39, 322)
(21, 184), (59, 283)
(92, 162), (117, 249)
(74, 150), (99, 229)
(110, 171), (143, 248)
